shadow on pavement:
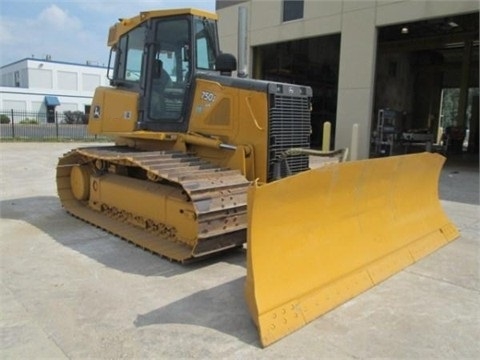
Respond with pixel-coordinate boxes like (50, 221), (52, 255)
(134, 277), (260, 347)
(0, 196), (246, 278)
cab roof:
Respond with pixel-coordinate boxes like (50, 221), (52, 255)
(108, 8), (217, 46)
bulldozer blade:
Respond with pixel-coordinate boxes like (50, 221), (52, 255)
(245, 152), (459, 347)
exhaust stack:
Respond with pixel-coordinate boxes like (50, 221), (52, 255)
(238, 6), (249, 78)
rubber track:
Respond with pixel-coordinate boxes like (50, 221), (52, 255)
(56, 146), (250, 262)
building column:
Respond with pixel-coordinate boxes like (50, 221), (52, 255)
(335, 7), (377, 159)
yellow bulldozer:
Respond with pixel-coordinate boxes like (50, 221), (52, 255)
(56, 8), (459, 347)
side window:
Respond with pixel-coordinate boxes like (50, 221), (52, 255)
(116, 26), (145, 82)
(196, 38), (209, 69)
(195, 19), (216, 70)
(125, 47), (143, 81)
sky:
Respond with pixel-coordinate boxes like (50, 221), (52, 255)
(0, 0), (216, 67)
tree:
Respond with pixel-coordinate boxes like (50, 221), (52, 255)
(0, 114), (10, 124)
(441, 88), (459, 127)
(63, 111), (88, 124)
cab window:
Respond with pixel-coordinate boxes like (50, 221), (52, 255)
(115, 26), (145, 83)
(195, 19), (217, 70)
(148, 18), (190, 122)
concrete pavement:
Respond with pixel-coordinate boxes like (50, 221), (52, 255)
(1, 142), (479, 359)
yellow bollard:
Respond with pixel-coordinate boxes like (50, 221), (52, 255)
(322, 121), (331, 152)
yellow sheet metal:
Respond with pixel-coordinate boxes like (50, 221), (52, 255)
(245, 152), (459, 347)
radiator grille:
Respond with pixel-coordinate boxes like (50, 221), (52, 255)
(267, 86), (311, 182)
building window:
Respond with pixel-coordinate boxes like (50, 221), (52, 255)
(283, 0), (304, 22)
(14, 71), (20, 87)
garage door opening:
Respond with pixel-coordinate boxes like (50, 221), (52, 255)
(252, 34), (340, 149)
(372, 12), (478, 156)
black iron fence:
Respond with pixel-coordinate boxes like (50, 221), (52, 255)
(0, 109), (108, 141)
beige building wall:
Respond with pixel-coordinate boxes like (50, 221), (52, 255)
(217, 0), (479, 159)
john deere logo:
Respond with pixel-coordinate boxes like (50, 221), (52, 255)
(93, 105), (101, 118)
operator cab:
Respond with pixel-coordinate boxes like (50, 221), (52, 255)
(107, 11), (235, 132)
